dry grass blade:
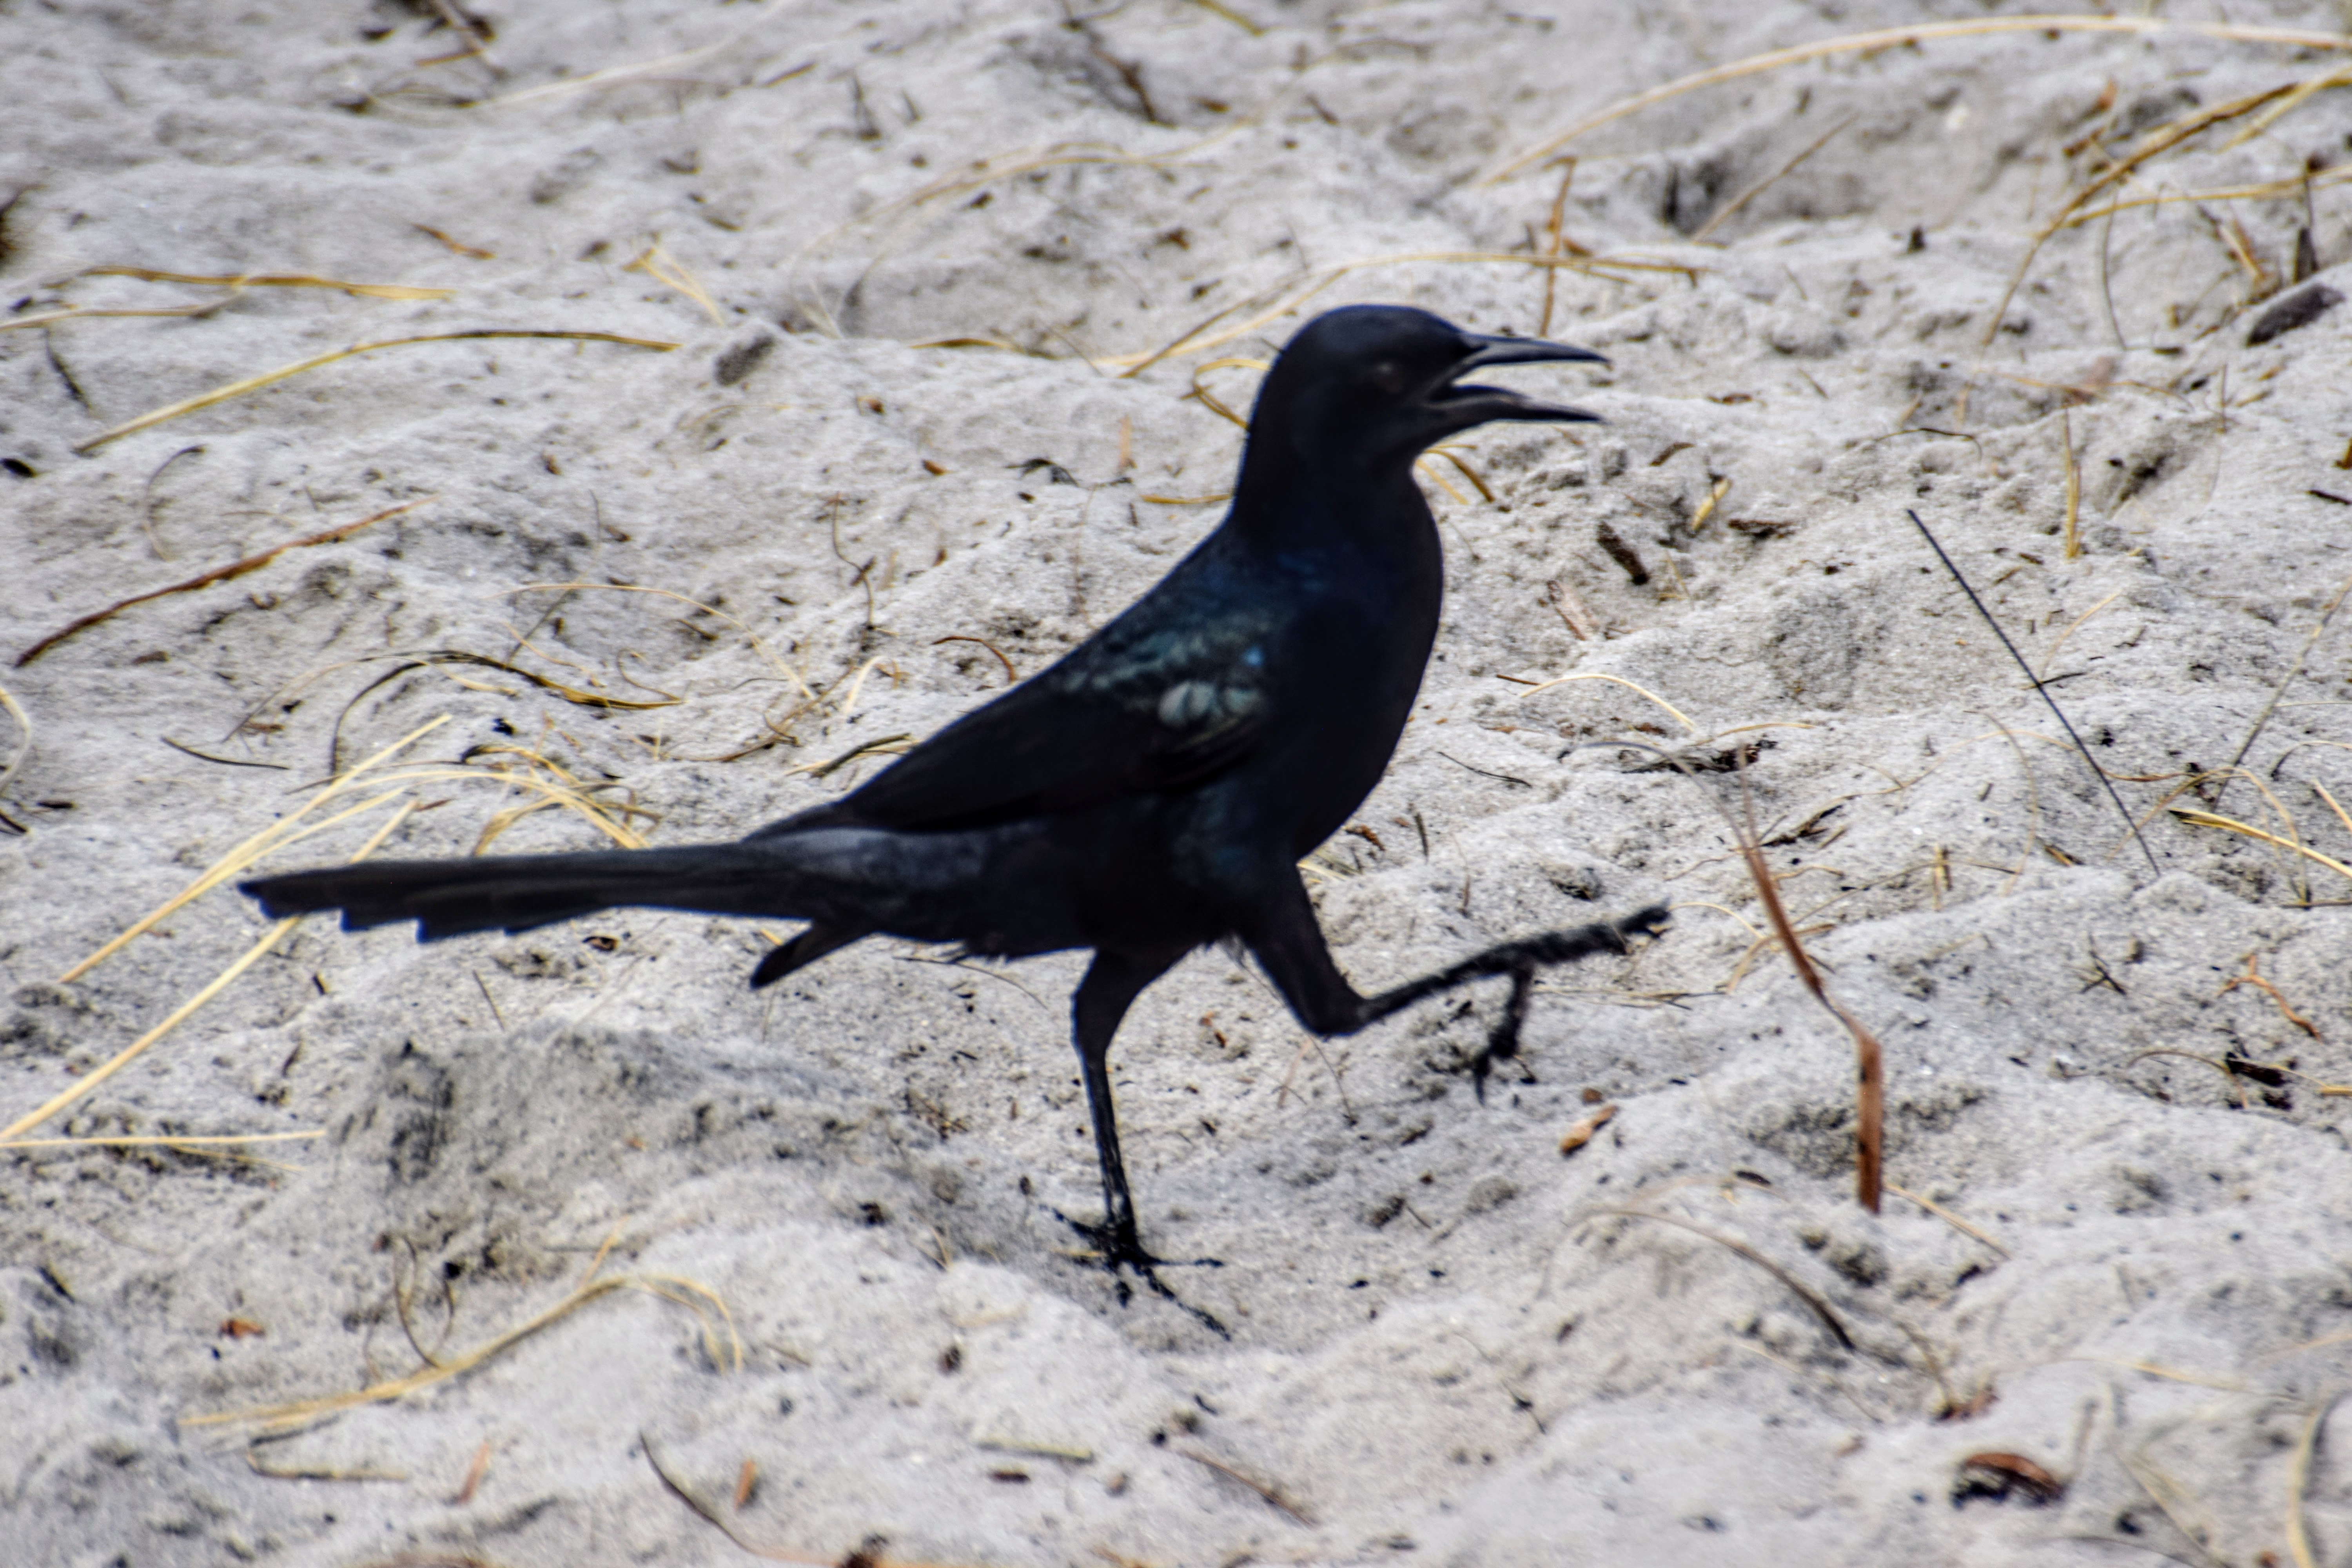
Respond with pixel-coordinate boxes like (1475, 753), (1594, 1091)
(2287, 1392), (2338, 1568)
(413, 649), (679, 711)
(2218, 953), (2322, 1040)
(2211, 766), (2322, 907)
(974, 1434), (1094, 1462)
(907, 334), (1029, 353)
(2125, 1047), (2252, 1109)
(1428, 444), (1495, 503)
(1972, 80), (2296, 383)
(2259, 1332), (2352, 1365)
(1906, 511), (2157, 873)
(499, 582), (806, 691)
(0, 1131), (323, 1152)
(2114, 1429), (2227, 1564)
(1885, 1182), (2012, 1258)
(184, 1266), (740, 1434)
(16, 498), (433, 666)
(73, 265), (454, 300)
(1688, 115), (1857, 243)
(1482, 15), (2351, 183)
(2038, 590), (2125, 682)
(2318, 782), (2352, 845)
(5, 805), (413, 1142)
(931, 635), (1018, 685)
(793, 138), (1240, 336)
(2227, 60), (2352, 150)
(1581, 1205), (1853, 1348)
(0, 681), (30, 799)
(2066, 163), (2352, 225)
(1174, 1446), (1316, 1525)
(1741, 813), (1884, 1212)
(73, 331), (678, 453)
(422, 0), (503, 74)
(1114, 248), (1691, 376)
(1514, 672), (1701, 735)
(57, 715), (446, 983)
(484, 43), (727, 108)
(333, 755), (654, 853)
(1415, 455), (1469, 505)
(785, 734), (912, 784)
(1186, 354), (1269, 426)
(1185, 0), (1263, 34)
(2216, 568), (2352, 811)
(1604, 732), (1886, 1210)
(641, 1432), (832, 1564)
(2169, 808), (2352, 886)
(244, 1450), (409, 1483)
(622, 243), (724, 324)
(641, 1432), (982, 1567)
(2059, 410), (2082, 560)
(2074, 1357), (2251, 1393)
(414, 223), (496, 259)
(1689, 476), (1730, 532)
(2, 304), (243, 333)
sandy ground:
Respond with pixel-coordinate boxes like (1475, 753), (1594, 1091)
(5, 1), (2352, 1563)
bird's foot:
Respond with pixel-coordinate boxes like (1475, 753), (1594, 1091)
(1467, 958), (1541, 1104)
(1054, 1209), (1229, 1338)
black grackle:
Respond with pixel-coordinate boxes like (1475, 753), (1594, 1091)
(243, 305), (1667, 1325)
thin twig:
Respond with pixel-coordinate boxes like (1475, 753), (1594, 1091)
(1905, 510), (2157, 873)
(16, 499), (433, 666)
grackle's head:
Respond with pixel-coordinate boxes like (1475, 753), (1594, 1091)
(1245, 304), (1606, 473)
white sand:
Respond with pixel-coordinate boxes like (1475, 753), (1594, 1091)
(5, 2), (2352, 1563)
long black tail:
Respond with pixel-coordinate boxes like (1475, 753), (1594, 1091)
(242, 844), (811, 942)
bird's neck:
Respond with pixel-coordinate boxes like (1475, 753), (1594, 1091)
(1229, 433), (1432, 557)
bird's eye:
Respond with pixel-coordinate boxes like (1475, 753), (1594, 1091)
(1369, 360), (1406, 395)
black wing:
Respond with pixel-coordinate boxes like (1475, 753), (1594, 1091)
(777, 597), (1278, 836)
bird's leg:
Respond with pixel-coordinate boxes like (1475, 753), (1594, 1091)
(1243, 872), (1668, 1089)
(1059, 947), (1227, 1336)
(1462, 953), (1541, 1100)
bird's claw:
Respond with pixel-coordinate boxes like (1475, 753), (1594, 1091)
(1054, 1209), (1229, 1337)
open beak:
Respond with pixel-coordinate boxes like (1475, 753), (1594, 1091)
(1432, 333), (1609, 424)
